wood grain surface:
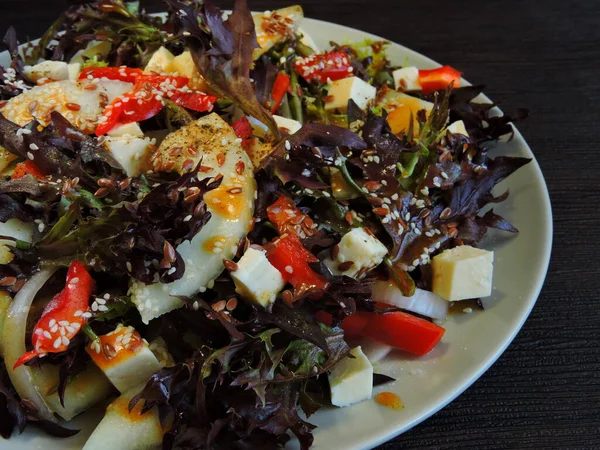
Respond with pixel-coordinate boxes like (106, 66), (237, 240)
(1, 0), (597, 448)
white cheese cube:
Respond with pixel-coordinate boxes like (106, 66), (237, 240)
(392, 66), (421, 91)
(86, 325), (162, 393)
(432, 245), (494, 301)
(231, 247), (285, 308)
(107, 122), (144, 138)
(144, 46), (175, 74)
(324, 228), (388, 279)
(104, 136), (152, 177)
(273, 115), (302, 134)
(329, 346), (373, 407)
(352, 337), (392, 364)
(446, 120), (469, 137)
(324, 76), (377, 112)
(23, 61), (70, 83)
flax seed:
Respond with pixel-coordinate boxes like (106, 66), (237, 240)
(66, 102), (81, 111)
(212, 300), (226, 312)
(235, 160), (245, 175)
(440, 207), (452, 220)
(372, 207), (390, 216)
(281, 289), (294, 307)
(338, 261), (354, 272)
(94, 188), (109, 198)
(216, 153), (226, 166)
(226, 297), (238, 311)
(223, 259), (238, 271)
(163, 241), (176, 263)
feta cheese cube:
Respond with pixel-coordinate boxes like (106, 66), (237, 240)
(384, 93), (435, 135)
(273, 115), (302, 134)
(324, 228), (388, 279)
(86, 325), (161, 393)
(231, 247), (285, 308)
(107, 122), (144, 138)
(23, 61), (70, 83)
(392, 66), (421, 91)
(324, 76), (377, 112)
(144, 46), (175, 74)
(329, 346), (373, 407)
(432, 245), (494, 301)
(104, 136), (152, 177)
(446, 120), (469, 137)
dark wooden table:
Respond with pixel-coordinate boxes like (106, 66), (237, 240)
(2, 0), (598, 448)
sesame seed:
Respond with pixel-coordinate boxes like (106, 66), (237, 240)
(53, 337), (62, 349)
(27, 152), (34, 160)
(50, 324), (58, 333)
(285, 265), (294, 274)
(98, 305), (108, 312)
(49, 319), (56, 327)
(414, 228), (422, 236)
(285, 140), (291, 150)
(103, 293), (110, 300)
(441, 171), (449, 180)
(463, 307), (473, 314)
(74, 310), (82, 317)
(92, 302), (98, 312)
(183, 215), (192, 222)
(43, 331), (52, 339)
(126, 262), (133, 272)
(82, 312), (92, 319)
(29, 143), (39, 150)
(412, 259), (420, 266)
(167, 267), (176, 275)
(192, 301), (199, 311)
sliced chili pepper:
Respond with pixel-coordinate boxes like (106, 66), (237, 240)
(315, 309), (445, 355)
(11, 161), (45, 180)
(232, 115), (253, 150)
(267, 195), (313, 236)
(78, 67), (143, 83)
(294, 51), (353, 83)
(14, 261), (93, 369)
(418, 66), (462, 94)
(270, 72), (290, 113)
(267, 234), (328, 292)
(168, 91), (217, 112)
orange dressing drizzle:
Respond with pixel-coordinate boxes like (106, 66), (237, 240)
(375, 392), (404, 410)
(204, 180), (246, 219)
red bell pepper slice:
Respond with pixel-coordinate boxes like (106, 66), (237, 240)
(267, 195), (313, 236)
(294, 51), (353, 83)
(168, 91), (217, 112)
(14, 261), (93, 369)
(270, 72), (290, 113)
(316, 310), (445, 356)
(418, 66), (462, 94)
(232, 115), (253, 150)
(267, 234), (328, 292)
(11, 161), (45, 180)
(79, 67), (143, 83)
(315, 310), (370, 339)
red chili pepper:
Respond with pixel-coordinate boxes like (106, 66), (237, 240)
(316, 310), (445, 356)
(79, 67), (143, 84)
(267, 234), (328, 292)
(168, 91), (217, 112)
(94, 73), (206, 135)
(418, 66), (462, 94)
(13, 261), (93, 369)
(294, 51), (353, 83)
(270, 72), (290, 113)
(232, 116), (253, 150)
(267, 195), (312, 236)
(11, 161), (45, 180)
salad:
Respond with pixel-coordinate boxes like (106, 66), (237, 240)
(0, 1), (531, 449)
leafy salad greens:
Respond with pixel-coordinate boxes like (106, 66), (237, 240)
(0, 1), (530, 449)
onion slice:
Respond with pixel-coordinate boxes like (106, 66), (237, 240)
(372, 281), (449, 320)
(2, 268), (58, 422)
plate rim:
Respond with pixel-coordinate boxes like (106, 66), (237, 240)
(0, 12), (553, 450)
(299, 15), (553, 449)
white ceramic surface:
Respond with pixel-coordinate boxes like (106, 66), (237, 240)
(0, 15), (552, 450)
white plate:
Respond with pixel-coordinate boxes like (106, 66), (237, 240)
(0, 15), (552, 450)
